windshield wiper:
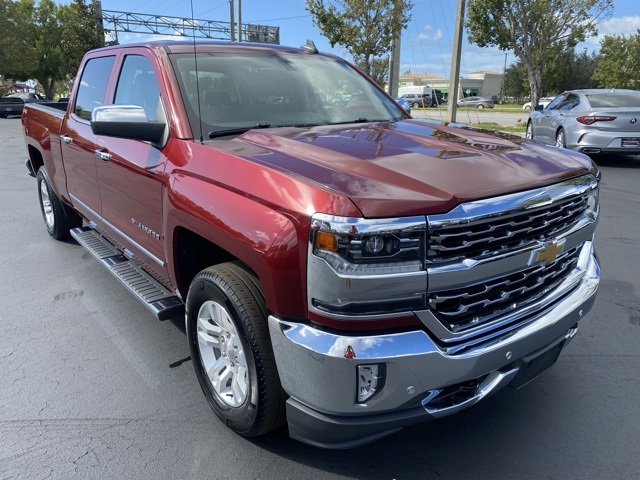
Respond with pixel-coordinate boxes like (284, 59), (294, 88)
(209, 123), (271, 139)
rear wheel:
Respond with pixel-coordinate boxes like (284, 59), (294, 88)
(37, 168), (82, 240)
(556, 128), (567, 148)
(186, 262), (286, 437)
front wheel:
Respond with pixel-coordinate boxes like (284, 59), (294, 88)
(186, 262), (286, 437)
(477, 104), (485, 109)
(526, 121), (534, 140)
(556, 128), (567, 148)
(411, 102), (420, 108)
(37, 168), (81, 240)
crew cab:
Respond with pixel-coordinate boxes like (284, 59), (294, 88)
(22, 41), (600, 448)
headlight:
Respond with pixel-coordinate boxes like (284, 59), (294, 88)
(307, 214), (428, 321)
(586, 183), (599, 212)
(310, 214), (425, 271)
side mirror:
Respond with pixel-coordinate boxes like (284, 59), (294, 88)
(91, 105), (166, 144)
(534, 105), (544, 112)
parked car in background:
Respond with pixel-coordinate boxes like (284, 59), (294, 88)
(0, 92), (48, 117)
(526, 89), (640, 155)
(457, 96), (494, 108)
(523, 97), (555, 110)
(401, 93), (431, 108)
(394, 97), (411, 113)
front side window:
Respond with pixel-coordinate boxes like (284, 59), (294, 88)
(74, 56), (115, 121)
(169, 52), (403, 139)
(114, 55), (161, 121)
(546, 95), (565, 110)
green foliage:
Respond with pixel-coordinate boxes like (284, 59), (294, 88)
(354, 56), (389, 87)
(593, 30), (640, 89)
(505, 49), (599, 101)
(503, 62), (527, 101)
(0, 0), (106, 98)
(306, 0), (412, 76)
(465, 0), (612, 107)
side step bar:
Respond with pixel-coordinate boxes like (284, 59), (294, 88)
(70, 227), (184, 321)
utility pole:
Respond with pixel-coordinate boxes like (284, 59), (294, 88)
(238, 0), (242, 41)
(229, 0), (235, 41)
(500, 52), (507, 103)
(445, 0), (465, 123)
(387, 35), (401, 97)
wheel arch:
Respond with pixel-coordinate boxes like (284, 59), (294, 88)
(166, 175), (309, 320)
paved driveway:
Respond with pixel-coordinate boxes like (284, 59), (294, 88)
(1, 117), (638, 479)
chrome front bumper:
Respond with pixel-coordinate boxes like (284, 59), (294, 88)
(268, 249), (600, 449)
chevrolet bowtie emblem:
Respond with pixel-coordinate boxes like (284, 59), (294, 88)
(529, 239), (566, 266)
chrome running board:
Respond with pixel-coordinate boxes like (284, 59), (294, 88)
(70, 227), (184, 321)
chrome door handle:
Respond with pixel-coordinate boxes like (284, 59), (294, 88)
(59, 135), (72, 144)
(94, 150), (111, 162)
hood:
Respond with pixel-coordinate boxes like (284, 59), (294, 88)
(206, 119), (594, 218)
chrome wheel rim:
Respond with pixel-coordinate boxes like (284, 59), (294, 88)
(40, 180), (54, 229)
(196, 300), (248, 408)
(556, 130), (565, 147)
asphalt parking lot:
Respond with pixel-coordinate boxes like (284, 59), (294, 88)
(1, 115), (639, 480)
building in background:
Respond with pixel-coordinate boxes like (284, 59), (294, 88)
(398, 71), (503, 102)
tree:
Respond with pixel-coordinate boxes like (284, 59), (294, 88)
(465, 0), (612, 109)
(60, 0), (109, 79)
(593, 30), (640, 89)
(503, 62), (527, 102)
(305, 0), (412, 77)
(0, 0), (106, 98)
(354, 56), (389, 87)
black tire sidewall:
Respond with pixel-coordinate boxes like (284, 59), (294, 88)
(186, 274), (260, 434)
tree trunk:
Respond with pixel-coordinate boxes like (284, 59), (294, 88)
(525, 64), (543, 110)
(38, 78), (56, 99)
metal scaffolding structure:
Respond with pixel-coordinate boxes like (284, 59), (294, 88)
(101, 10), (279, 44)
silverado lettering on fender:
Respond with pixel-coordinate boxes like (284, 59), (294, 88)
(22, 41), (600, 449)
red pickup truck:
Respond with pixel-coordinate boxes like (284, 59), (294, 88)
(22, 41), (601, 448)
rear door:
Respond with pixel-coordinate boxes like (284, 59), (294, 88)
(61, 55), (117, 218)
(95, 49), (171, 280)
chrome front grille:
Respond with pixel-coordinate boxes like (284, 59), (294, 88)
(427, 195), (588, 264)
(428, 245), (581, 333)
(421, 174), (599, 353)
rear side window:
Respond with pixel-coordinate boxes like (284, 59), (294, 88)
(114, 55), (161, 121)
(74, 56), (115, 121)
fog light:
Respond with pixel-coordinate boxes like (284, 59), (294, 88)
(357, 364), (385, 404)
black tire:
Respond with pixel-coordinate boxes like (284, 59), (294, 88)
(186, 262), (286, 437)
(0, 114), (7, 118)
(36, 168), (82, 240)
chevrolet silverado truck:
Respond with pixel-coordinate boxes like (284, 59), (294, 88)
(22, 41), (600, 449)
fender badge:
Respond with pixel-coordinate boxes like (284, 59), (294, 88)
(529, 239), (566, 266)
(344, 345), (356, 359)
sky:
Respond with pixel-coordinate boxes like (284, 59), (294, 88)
(94, 0), (640, 78)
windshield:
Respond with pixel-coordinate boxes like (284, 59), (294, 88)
(169, 52), (404, 139)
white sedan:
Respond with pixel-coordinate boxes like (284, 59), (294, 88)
(523, 97), (556, 110)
